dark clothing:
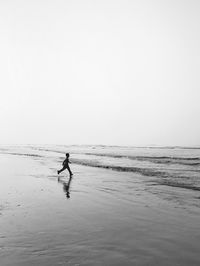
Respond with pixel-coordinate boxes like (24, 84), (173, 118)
(59, 164), (72, 175)
(63, 158), (70, 166)
(58, 157), (72, 176)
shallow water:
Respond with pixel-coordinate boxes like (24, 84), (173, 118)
(1, 145), (200, 191)
(0, 146), (200, 265)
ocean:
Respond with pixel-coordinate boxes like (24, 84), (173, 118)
(1, 144), (200, 192)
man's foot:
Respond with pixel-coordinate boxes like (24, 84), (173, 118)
(57, 170), (60, 175)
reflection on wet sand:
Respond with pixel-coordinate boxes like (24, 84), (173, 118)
(58, 176), (73, 198)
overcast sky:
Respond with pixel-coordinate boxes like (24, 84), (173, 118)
(0, 0), (200, 146)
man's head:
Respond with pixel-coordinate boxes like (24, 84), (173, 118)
(66, 153), (69, 158)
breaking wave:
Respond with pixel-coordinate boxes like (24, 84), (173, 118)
(83, 153), (200, 166)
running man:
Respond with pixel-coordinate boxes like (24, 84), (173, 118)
(57, 153), (73, 176)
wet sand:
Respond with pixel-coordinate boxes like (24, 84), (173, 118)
(0, 153), (200, 266)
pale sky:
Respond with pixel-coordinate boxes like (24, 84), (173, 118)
(0, 0), (200, 146)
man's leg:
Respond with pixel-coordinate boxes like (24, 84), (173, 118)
(67, 166), (73, 176)
(58, 166), (67, 175)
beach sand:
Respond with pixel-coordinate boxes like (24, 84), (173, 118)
(0, 153), (200, 266)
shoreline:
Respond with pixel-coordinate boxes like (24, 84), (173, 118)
(0, 153), (200, 266)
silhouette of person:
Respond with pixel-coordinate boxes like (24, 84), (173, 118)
(57, 153), (73, 176)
